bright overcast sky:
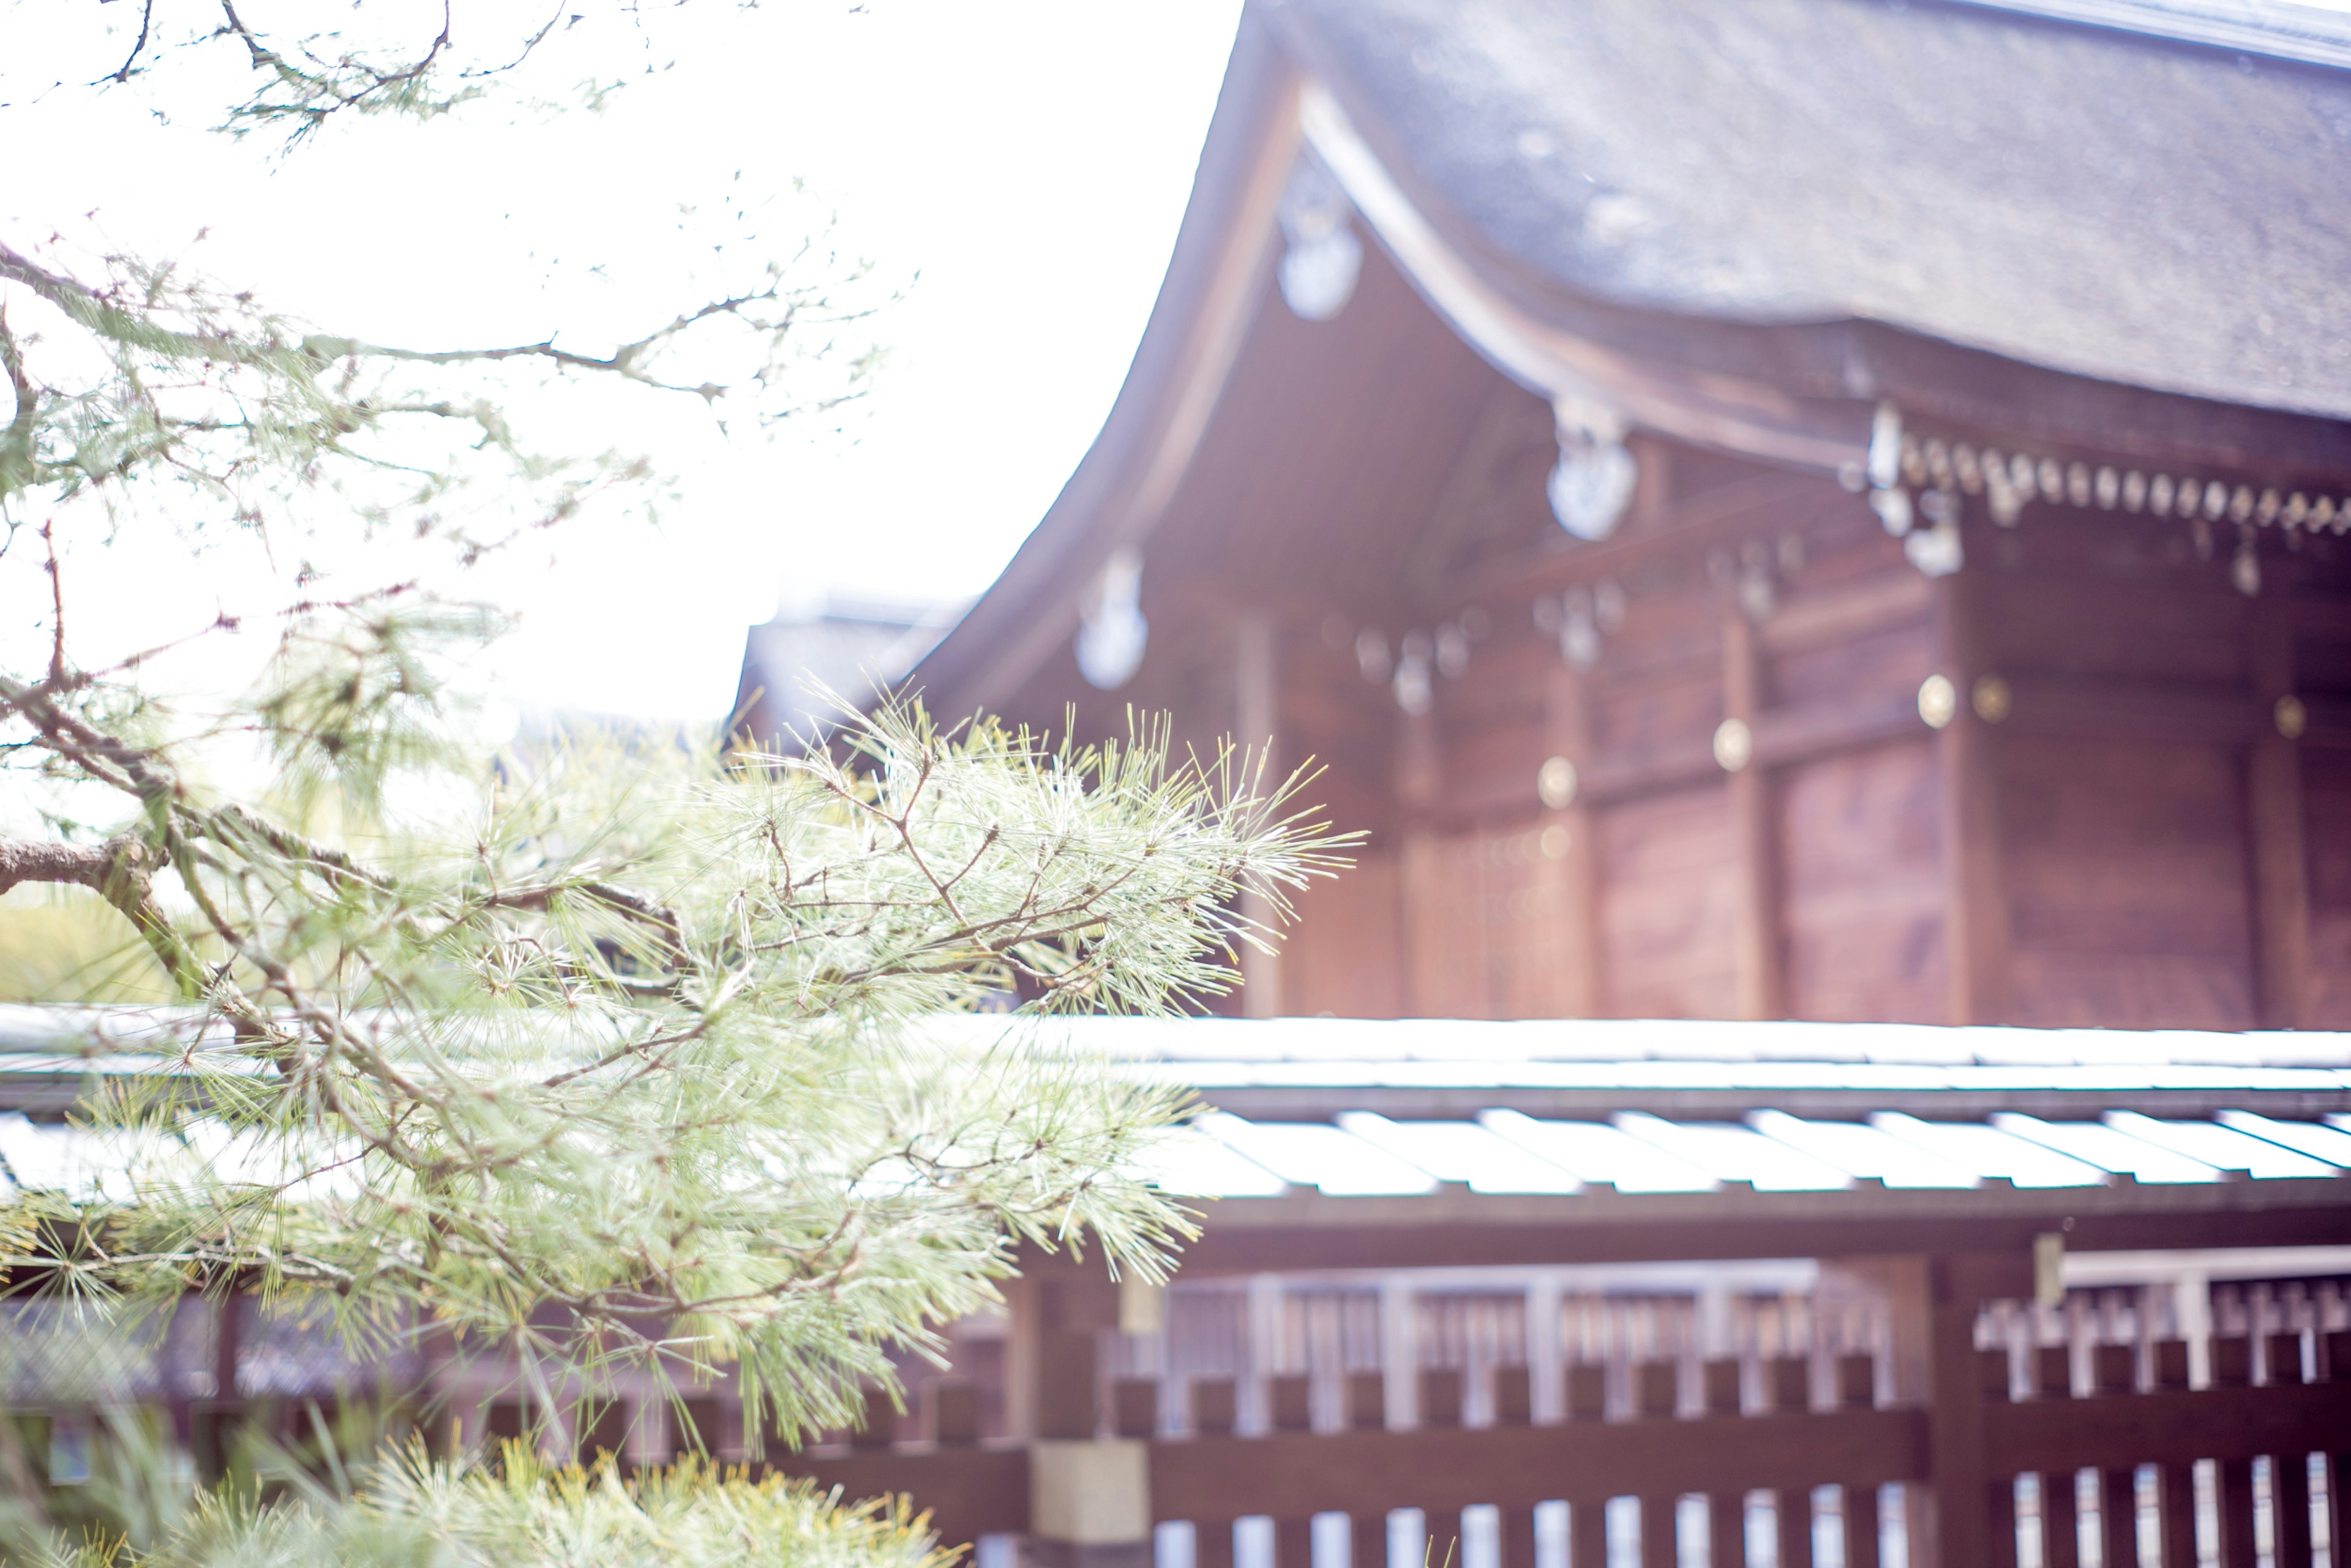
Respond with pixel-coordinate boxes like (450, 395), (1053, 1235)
(1, 1), (1245, 721)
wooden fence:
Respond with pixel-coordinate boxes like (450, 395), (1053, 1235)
(786, 1320), (2351, 1568)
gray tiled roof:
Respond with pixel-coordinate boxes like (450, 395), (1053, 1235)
(1277, 0), (2351, 418)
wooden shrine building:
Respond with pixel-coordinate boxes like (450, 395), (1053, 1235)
(888, 0), (2351, 1034)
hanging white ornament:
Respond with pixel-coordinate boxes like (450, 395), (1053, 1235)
(1075, 549), (1149, 689)
(1547, 396), (1636, 541)
(1277, 155), (1362, 322)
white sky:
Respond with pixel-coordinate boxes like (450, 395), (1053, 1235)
(0, 1), (1245, 721)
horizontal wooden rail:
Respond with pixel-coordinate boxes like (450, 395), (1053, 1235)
(1148, 1408), (1926, 1523)
(788, 1444), (1030, 1544)
(1983, 1378), (2351, 1473)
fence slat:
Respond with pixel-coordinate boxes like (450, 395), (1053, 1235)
(1500, 1505), (1537, 1568)
(1638, 1495), (1675, 1568)
(2275, 1453), (2313, 1568)
(1566, 1365), (1606, 1424)
(1275, 1514), (1313, 1568)
(1420, 1370), (1463, 1430)
(2326, 1332), (2350, 1568)
(1633, 1360), (1677, 1422)
(2043, 1471), (2080, 1568)
(1768, 1357), (1810, 1416)
(2156, 1463), (2196, 1568)
(1710, 1492), (1748, 1568)
(2036, 1345), (2072, 1401)
(1981, 1478), (2014, 1568)
(1194, 1379), (1238, 1438)
(1272, 1376), (1312, 1435)
(1348, 1373), (1385, 1433)
(1847, 1484), (1883, 1568)
(2098, 1467), (2137, 1568)
(1493, 1367), (1532, 1428)
(1702, 1359), (1741, 1418)
(2218, 1458), (2257, 1568)
(1569, 1499), (1605, 1568)
(1115, 1378), (1160, 1440)
(1775, 1488), (1813, 1568)
(934, 1382), (981, 1446)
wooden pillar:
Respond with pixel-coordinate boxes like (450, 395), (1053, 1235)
(1542, 664), (1603, 1017)
(1825, 1256), (2020, 1568)
(2248, 602), (2311, 1029)
(1722, 612), (1782, 1020)
(1236, 612), (1286, 1019)
(1013, 1269), (1150, 1568)
(1933, 571), (2010, 1025)
(1007, 1274), (1114, 1442)
(1395, 707), (1443, 1018)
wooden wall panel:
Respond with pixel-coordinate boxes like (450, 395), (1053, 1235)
(2301, 749), (2351, 1029)
(1592, 671), (1722, 760)
(1392, 826), (1577, 1019)
(1771, 620), (1935, 711)
(1779, 739), (1948, 1023)
(1284, 852), (1406, 1019)
(1597, 785), (1738, 1019)
(1985, 574), (2248, 686)
(1998, 735), (2257, 1029)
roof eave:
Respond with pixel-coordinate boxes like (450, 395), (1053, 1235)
(900, 9), (1304, 722)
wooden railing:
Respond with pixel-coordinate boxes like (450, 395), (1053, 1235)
(785, 1328), (2351, 1568)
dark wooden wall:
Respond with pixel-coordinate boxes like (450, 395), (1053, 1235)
(981, 249), (2351, 1031)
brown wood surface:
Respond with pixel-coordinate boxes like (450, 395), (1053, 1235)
(1147, 1408), (1929, 1523)
(1283, 850), (1404, 1019)
(1711, 1491), (1749, 1568)
(1979, 1381), (2351, 1473)
(2095, 1467), (2135, 1568)
(1542, 661), (1602, 1017)
(1723, 612), (1784, 1020)
(1779, 739), (1947, 1023)
(2041, 1468), (2081, 1568)
(2154, 1461), (2195, 1568)
(1597, 784), (1738, 1018)
(784, 1444), (1030, 1545)
(2000, 733), (2258, 1029)
(2309, 748), (2351, 1028)
(1176, 1185), (2351, 1275)
(1978, 1479), (2014, 1568)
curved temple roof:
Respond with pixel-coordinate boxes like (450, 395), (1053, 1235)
(1275, 0), (2351, 421)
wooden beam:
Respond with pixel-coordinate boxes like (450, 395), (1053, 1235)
(1542, 662), (1602, 1016)
(1935, 572), (2009, 1026)
(784, 1446), (1032, 1543)
(1149, 1407), (1929, 1523)
(1170, 1179), (2351, 1275)
(1235, 612), (1285, 1019)
(2248, 600), (2312, 1030)
(1394, 702), (1445, 1016)
(1723, 612), (1784, 1020)
(1758, 572), (1935, 656)
(1981, 1380), (2351, 1472)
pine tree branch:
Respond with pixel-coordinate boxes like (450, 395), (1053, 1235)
(0, 830), (201, 995)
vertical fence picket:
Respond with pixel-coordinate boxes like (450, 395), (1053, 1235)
(2045, 1471), (2082, 1568)
(2148, 1342), (2197, 1568)
(2088, 1341), (2138, 1568)
(1709, 1495), (1749, 1568)
(1269, 1375), (1313, 1568)
(2326, 1330), (2351, 1568)
(1115, 1378), (1160, 1440)
(2208, 1337), (2258, 1568)
(2267, 1334), (2315, 1568)
(1492, 1366), (1538, 1568)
